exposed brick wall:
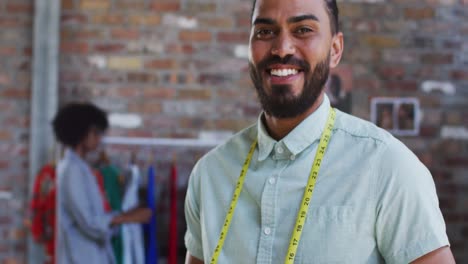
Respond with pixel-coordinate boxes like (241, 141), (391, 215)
(0, 0), (467, 262)
(340, 1), (468, 262)
(0, 0), (33, 262)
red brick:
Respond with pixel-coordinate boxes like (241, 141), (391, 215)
(179, 30), (212, 42)
(421, 53), (453, 64)
(61, 29), (104, 39)
(93, 43), (126, 53)
(127, 72), (159, 83)
(2, 257), (25, 264)
(363, 35), (400, 48)
(80, 0), (110, 11)
(385, 80), (418, 91)
(62, 0), (74, 10)
(129, 15), (161, 26)
(142, 87), (176, 99)
(185, 3), (216, 13)
(179, 117), (212, 130)
(23, 47), (32, 56)
(165, 44), (195, 54)
(0, 131), (12, 141)
(129, 102), (162, 113)
(0, 160), (9, 169)
(215, 119), (251, 131)
(0, 46), (16, 56)
(0, 74), (11, 85)
(353, 78), (380, 91)
(89, 72), (125, 83)
(0, 17), (29, 27)
(419, 125), (439, 138)
(145, 59), (178, 69)
(115, 0), (146, 10)
(0, 216), (13, 225)
(378, 66), (405, 80)
(60, 71), (86, 82)
(178, 89), (212, 100)
(404, 7), (435, 20)
(217, 32), (249, 43)
(431, 170), (453, 182)
(200, 17), (234, 28)
(111, 29), (140, 40)
(4, 116), (29, 128)
(60, 42), (89, 54)
(150, 1), (180, 11)
(236, 16), (252, 28)
(445, 158), (468, 167)
(92, 14), (125, 25)
(1, 88), (30, 99)
(6, 3), (33, 13)
(451, 70), (468, 81)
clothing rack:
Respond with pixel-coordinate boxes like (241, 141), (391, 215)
(103, 136), (226, 148)
(0, 191), (12, 200)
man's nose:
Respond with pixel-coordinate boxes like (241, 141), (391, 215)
(271, 32), (296, 58)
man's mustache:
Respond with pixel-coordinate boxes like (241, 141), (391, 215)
(256, 55), (311, 72)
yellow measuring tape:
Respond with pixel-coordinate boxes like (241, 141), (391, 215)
(210, 108), (336, 264)
(209, 139), (258, 264)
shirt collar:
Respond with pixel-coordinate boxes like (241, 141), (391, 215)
(257, 95), (331, 161)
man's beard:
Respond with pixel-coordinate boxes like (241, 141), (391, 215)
(249, 53), (330, 118)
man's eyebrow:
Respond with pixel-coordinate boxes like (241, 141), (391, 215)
(253, 17), (276, 26)
(287, 14), (319, 24)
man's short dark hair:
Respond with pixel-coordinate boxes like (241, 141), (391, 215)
(251, 0), (340, 35)
(52, 102), (108, 148)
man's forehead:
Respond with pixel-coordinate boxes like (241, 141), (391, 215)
(252, 0), (326, 22)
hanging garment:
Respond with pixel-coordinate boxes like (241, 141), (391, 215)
(168, 163), (178, 264)
(94, 170), (112, 212)
(30, 164), (56, 264)
(100, 165), (124, 264)
(121, 165), (145, 264)
(145, 166), (158, 264)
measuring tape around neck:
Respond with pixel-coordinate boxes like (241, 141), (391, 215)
(210, 107), (336, 264)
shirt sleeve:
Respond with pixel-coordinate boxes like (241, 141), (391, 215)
(62, 163), (117, 243)
(184, 162), (205, 261)
(375, 140), (450, 264)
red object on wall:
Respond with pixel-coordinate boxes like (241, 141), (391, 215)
(168, 163), (178, 264)
(30, 165), (112, 264)
(30, 164), (56, 264)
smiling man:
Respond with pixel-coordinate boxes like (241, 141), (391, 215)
(184, 0), (454, 263)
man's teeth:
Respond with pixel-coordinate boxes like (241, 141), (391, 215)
(270, 69), (299, 77)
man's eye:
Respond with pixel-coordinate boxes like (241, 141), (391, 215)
(256, 29), (275, 38)
(296, 27), (313, 34)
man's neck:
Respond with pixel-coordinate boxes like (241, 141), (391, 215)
(263, 93), (325, 141)
(73, 145), (87, 159)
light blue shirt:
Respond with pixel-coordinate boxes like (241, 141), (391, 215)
(57, 149), (117, 264)
(184, 95), (449, 264)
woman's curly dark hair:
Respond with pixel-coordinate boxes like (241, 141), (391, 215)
(52, 102), (108, 148)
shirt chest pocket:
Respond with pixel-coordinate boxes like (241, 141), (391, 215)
(296, 206), (356, 264)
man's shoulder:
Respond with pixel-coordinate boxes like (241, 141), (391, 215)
(198, 123), (257, 166)
(334, 109), (395, 146)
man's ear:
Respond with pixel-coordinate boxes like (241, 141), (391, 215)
(330, 32), (344, 69)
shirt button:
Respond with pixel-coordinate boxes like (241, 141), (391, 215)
(290, 155), (296, 160)
(268, 178), (276, 185)
(276, 147), (284, 154)
(264, 227), (271, 235)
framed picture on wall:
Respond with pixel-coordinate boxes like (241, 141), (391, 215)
(370, 97), (421, 136)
